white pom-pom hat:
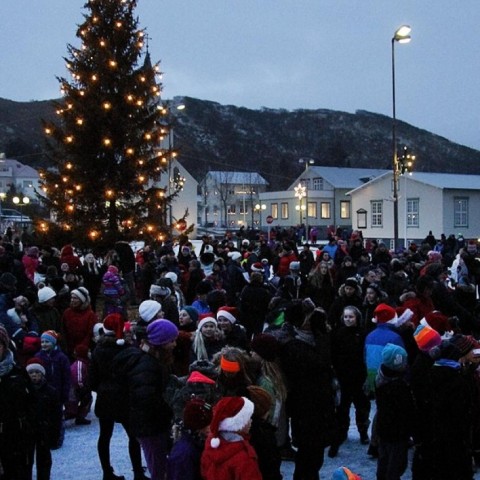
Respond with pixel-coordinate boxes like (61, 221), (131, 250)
(209, 396), (254, 448)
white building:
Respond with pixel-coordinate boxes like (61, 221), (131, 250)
(0, 156), (41, 200)
(199, 171), (269, 228)
(259, 166), (388, 236)
(348, 171), (480, 247)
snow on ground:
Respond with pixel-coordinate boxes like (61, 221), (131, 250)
(47, 403), (402, 480)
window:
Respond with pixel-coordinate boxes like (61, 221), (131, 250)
(340, 201), (351, 219)
(307, 202), (317, 218)
(321, 202), (331, 219)
(281, 202), (289, 219)
(227, 205), (236, 214)
(407, 198), (419, 227)
(454, 197), (469, 228)
(23, 180), (33, 188)
(371, 200), (383, 227)
(272, 203), (278, 219)
(240, 204), (248, 215)
(312, 177), (324, 190)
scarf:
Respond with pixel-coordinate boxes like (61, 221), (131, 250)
(0, 349), (15, 377)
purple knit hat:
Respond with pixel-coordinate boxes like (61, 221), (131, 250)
(147, 319), (179, 346)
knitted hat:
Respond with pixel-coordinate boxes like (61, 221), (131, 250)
(289, 261), (300, 271)
(250, 333), (280, 362)
(442, 334), (477, 360)
(187, 370), (216, 385)
(26, 357), (46, 376)
(139, 300), (162, 323)
(74, 344), (89, 359)
(251, 262), (264, 272)
(332, 466), (362, 480)
(0, 272), (17, 291)
(0, 325), (10, 348)
(38, 286), (56, 303)
(41, 330), (58, 345)
(424, 311), (450, 333)
(182, 306), (199, 325)
(71, 287), (90, 306)
(228, 251), (242, 261)
(189, 359), (218, 379)
(381, 343), (408, 371)
(197, 316), (217, 331)
(247, 385), (272, 418)
(209, 396), (254, 448)
(164, 272), (178, 284)
(183, 398), (213, 431)
(414, 324), (442, 352)
(216, 306), (238, 324)
(344, 277), (359, 289)
(146, 319), (178, 346)
(103, 313), (125, 340)
(373, 303), (397, 324)
(150, 284), (171, 298)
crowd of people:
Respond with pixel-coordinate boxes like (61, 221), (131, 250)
(1, 228), (480, 480)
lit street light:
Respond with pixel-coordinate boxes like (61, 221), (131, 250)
(391, 25), (412, 252)
(294, 183), (307, 225)
(12, 195), (30, 226)
(255, 203), (267, 228)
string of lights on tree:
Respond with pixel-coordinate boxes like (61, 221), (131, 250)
(40, 0), (186, 244)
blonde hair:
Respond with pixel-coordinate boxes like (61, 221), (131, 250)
(192, 323), (223, 361)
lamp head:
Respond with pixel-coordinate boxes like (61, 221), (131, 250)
(393, 25), (412, 43)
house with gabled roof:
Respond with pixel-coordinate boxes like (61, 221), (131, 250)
(258, 166), (388, 236)
(200, 171), (269, 227)
(0, 155), (41, 200)
(347, 171), (480, 247)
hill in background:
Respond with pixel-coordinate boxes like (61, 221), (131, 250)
(1, 95), (479, 190)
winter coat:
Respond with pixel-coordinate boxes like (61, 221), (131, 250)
(430, 360), (475, 480)
(31, 379), (63, 448)
(249, 417), (282, 480)
(226, 262), (248, 305)
(89, 335), (130, 423)
(35, 347), (71, 403)
(61, 306), (97, 357)
(364, 323), (405, 395)
(280, 333), (336, 448)
(331, 324), (367, 389)
(223, 324), (248, 350)
(112, 346), (173, 438)
(166, 430), (204, 480)
(201, 433), (262, 480)
(327, 283), (363, 330)
(33, 303), (63, 335)
(22, 254), (39, 283)
(375, 365), (415, 442)
(60, 245), (82, 273)
(276, 252), (298, 278)
(0, 352), (35, 477)
(239, 283), (272, 337)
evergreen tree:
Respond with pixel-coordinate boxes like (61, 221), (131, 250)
(41, 0), (174, 243)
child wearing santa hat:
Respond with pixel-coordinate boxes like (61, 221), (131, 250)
(216, 306), (248, 350)
(201, 396), (262, 480)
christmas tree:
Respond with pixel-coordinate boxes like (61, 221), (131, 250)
(41, 0), (177, 244)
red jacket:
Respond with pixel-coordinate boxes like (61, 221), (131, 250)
(61, 307), (97, 357)
(276, 252), (298, 277)
(201, 434), (262, 480)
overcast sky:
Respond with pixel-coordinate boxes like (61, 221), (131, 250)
(1, 1), (479, 150)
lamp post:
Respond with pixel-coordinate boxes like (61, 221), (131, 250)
(391, 25), (411, 252)
(255, 203), (267, 229)
(294, 183), (307, 239)
(399, 146), (416, 248)
(0, 192), (5, 215)
(13, 195), (30, 226)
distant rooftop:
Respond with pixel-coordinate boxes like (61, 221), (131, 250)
(207, 171), (269, 185)
(0, 158), (39, 178)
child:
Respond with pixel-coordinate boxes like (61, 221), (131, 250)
(167, 398), (213, 480)
(375, 343), (414, 480)
(26, 357), (63, 480)
(102, 265), (127, 319)
(190, 316), (225, 362)
(201, 396), (262, 480)
(65, 344), (92, 425)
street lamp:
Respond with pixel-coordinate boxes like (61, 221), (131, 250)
(12, 195), (30, 226)
(255, 203), (267, 228)
(391, 25), (412, 252)
(0, 192), (6, 215)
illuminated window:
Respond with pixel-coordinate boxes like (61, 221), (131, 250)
(340, 201), (351, 219)
(272, 203), (278, 219)
(307, 202), (317, 218)
(321, 202), (331, 219)
(281, 203), (289, 219)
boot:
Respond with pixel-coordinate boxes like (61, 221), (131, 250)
(133, 468), (150, 480)
(103, 471), (125, 480)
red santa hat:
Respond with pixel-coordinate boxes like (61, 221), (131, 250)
(372, 303), (397, 324)
(209, 396), (254, 448)
(251, 262), (264, 272)
(216, 306), (238, 324)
